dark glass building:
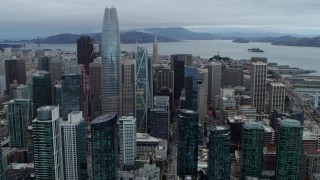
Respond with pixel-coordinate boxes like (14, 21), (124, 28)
(5, 59), (26, 95)
(171, 54), (192, 100)
(275, 119), (303, 180)
(77, 36), (94, 75)
(149, 108), (169, 140)
(38, 56), (50, 71)
(182, 66), (198, 111)
(177, 109), (198, 178)
(32, 71), (52, 118)
(91, 112), (118, 180)
(61, 74), (82, 120)
(208, 125), (231, 180)
(240, 122), (264, 180)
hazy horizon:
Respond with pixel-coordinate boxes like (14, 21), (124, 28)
(1, 0), (320, 40)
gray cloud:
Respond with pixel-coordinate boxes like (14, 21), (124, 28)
(1, 0), (320, 39)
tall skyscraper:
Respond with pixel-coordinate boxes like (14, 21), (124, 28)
(61, 74), (82, 120)
(240, 122), (264, 179)
(207, 125), (230, 180)
(89, 61), (101, 117)
(275, 119), (303, 180)
(61, 111), (87, 180)
(181, 66), (198, 111)
(49, 59), (63, 84)
(77, 36), (94, 75)
(205, 62), (221, 107)
(152, 35), (159, 64)
(91, 112), (118, 180)
(32, 71), (52, 117)
(121, 59), (136, 116)
(171, 54), (191, 101)
(101, 7), (121, 114)
(38, 56), (50, 71)
(119, 116), (136, 169)
(136, 46), (151, 132)
(268, 82), (285, 113)
(197, 69), (208, 142)
(177, 109), (198, 178)
(5, 59), (26, 95)
(7, 98), (33, 148)
(32, 106), (64, 180)
(251, 59), (267, 113)
(149, 108), (170, 140)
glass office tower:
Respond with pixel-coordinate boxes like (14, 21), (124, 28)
(101, 7), (121, 114)
(91, 112), (118, 180)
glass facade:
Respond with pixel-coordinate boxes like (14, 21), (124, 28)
(101, 7), (121, 114)
(91, 112), (118, 180)
(177, 109), (198, 178)
(136, 46), (151, 132)
(32, 106), (63, 180)
(275, 119), (303, 180)
(183, 66), (198, 111)
(61, 74), (81, 120)
(171, 54), (191, 100)
(8, 99), (33, 148)
(32, 71), (52, 118)
(208, 126), (231, 180)
(240, 122), (264, 180)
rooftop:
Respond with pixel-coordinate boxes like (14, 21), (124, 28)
(91, 112), (117, 125)
(281, 119), (302, 127)
(243, 122), (264, 130)
(136, 133), (159, 143)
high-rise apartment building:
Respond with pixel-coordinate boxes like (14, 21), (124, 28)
(32, 71), (52, 117)
(91, 112), (118, 180)
(5, 59), (26, 95)
(61, 111), (87, 180)
(171, 54), (192, 100)
(101, 7), (121, 114)
(177, 109), (198, 178)
(89, 61), (101, 117)
(119, 116), (136, 169)
(121, 59), (136, 116)
(205, 62), (221, 107)
(32, 106), (64, 180)
(275, 119), (303, 180)
(77, 36), (94, 75)
(268, 82), (285, 113)
(251, 59), (267, 113)
(61, 74), (82, 120)
(207, 125), (230, 180)
(240, 122), (264, 179)
(136, 47), (151, 132)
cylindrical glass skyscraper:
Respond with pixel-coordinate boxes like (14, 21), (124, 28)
(101, 7), (121, 114)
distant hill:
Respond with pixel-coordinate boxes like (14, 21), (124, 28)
(143, 27), (232, 40)
(232, 38), (249, 43)
(2, 31), (177, 44)
(250, 36), (320, 47)
(3, 27), (320, 47)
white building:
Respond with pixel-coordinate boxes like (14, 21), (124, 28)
(251, 61), (267, 113)
(60, 111), (87, 180)
(119, 116), (137, 168)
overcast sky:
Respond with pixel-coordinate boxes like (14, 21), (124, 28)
(1, 0), (320, 40)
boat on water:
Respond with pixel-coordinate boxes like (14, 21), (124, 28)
(248, 48), (264, 52)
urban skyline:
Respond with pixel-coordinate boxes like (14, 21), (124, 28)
(0, 4), (319, 180)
